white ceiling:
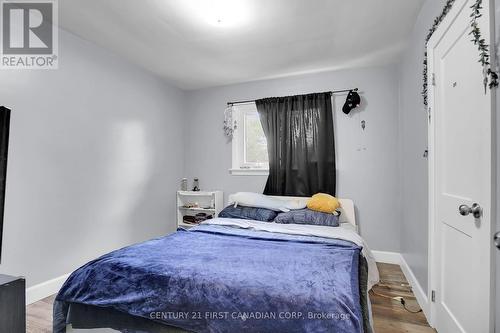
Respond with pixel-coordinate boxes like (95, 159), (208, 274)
(59, 0), (425, 90)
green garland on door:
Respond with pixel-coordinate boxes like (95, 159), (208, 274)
(470, 0), (499, 90)
(422, 0), (498, 108)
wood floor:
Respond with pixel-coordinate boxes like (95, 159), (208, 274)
(27, 293), (56, 333)
(27, 263), (434, 333)
(371, 263), (435, 333)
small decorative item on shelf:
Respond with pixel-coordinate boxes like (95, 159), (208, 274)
(195, 213), (208, 223)
(182, 213), (213, 225)
(180, 178), (188, 191)
(192, 178), (200, 191)
(183, 215), (197, 225)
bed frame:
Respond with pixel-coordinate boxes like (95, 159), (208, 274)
(227, 194), (357, 227)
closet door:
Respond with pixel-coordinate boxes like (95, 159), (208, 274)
(428, 0), (495, 331)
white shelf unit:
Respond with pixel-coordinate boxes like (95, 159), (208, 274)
(177, 191), (223, 228)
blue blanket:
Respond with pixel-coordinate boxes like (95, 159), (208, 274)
(54, 225), (363, 333)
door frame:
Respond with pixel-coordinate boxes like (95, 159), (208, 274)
(427, 0), (497, 329)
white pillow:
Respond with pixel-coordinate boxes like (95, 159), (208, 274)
(229, 192), (291, 212)
(283, 198), (307, 210)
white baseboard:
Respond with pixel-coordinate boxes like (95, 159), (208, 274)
(371, 250), (402, 265)
(371, 250), (431, 324)
(26, 273), (70, 305)
(399, 255), (431, 322)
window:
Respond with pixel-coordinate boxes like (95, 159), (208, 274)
(230, 103), (269, 175)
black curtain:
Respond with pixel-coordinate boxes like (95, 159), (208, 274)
(256, 92), (335, 197)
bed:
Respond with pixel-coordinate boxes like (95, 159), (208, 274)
(54, 196), (379, 333)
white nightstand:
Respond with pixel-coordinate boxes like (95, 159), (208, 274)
(177, 191), (223, 228)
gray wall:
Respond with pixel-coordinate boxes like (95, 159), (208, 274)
(183, 65), (402, 252)
(398, 0), (447, 295)
(0, 30), (185, 287)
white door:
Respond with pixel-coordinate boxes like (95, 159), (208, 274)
(428, 0), (495, 332)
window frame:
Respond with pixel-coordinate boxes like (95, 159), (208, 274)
(229, 103), (269, 176)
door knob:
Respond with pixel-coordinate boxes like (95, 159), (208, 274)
(495, 232), (500, 249)
(458, 203), (482, 218)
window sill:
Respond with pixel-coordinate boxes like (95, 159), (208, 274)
(229, 168), (269, 176)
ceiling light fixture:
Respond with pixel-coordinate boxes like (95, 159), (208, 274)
(183, 0), (250, 27)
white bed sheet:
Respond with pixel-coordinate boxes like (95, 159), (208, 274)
(203, 218), (380, 290)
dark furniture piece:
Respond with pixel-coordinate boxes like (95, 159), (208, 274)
(0, 106), (10, 261)
(0, 274), (26, 333)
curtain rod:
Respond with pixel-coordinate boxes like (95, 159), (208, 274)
(226, 88), (358, 106)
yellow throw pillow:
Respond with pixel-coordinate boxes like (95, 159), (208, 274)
(307, 193), (340, 214)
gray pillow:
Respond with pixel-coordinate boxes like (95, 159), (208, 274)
(218, 205), (278, 222)
(274, 208), (340, 227)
